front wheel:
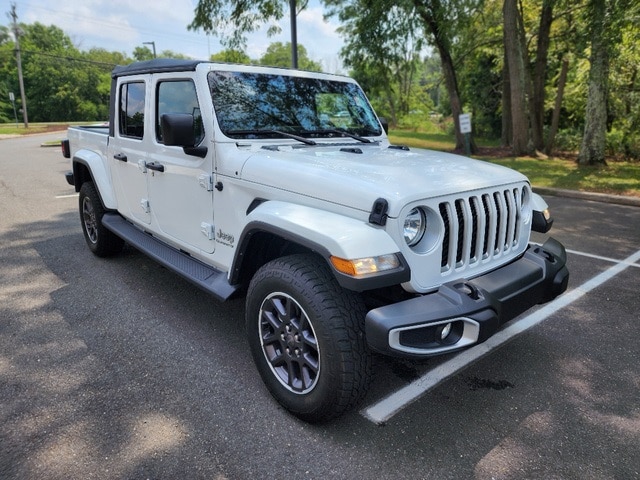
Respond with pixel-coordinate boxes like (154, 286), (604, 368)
(246, 254), (372, 423)
(78, 182), (124, 257)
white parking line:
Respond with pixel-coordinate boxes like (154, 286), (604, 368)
(565, 248), (640, 268)
(362, 248), (640, 425)
(55, 193), (79, 199)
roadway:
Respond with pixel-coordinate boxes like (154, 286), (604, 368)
(1, 133), (639, 479)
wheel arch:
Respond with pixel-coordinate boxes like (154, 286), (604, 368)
(230, 201), (410, 292)
(72, 150), (118, 210)
(230, 223), (324, 288)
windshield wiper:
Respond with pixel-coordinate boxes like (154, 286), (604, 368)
(313, 128), (374, 143)
(226, 129), (317, 146)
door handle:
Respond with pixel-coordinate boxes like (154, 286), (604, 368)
(114, 153), (128, 162)
(146, 162), (165, 173)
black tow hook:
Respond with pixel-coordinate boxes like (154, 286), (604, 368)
(453, 282), (481, 301)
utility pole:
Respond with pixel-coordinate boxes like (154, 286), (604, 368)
(143, 41), (157, 58)
(9, 3), (28, 128)
(289, 0), (298, 69)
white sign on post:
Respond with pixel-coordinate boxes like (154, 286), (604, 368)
(459, 113), (472, 134)
(9, 92), (15, 102)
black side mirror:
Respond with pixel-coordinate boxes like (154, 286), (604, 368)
(161, 113), (195, 147)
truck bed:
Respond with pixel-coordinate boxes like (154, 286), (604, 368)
(67, 124), (110, 161)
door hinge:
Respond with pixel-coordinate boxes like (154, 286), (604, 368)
(137, 160), (147, 173)
(198, 174), (214, 191)
(200, 222), (215, 240)
(140, 199), (150, 213)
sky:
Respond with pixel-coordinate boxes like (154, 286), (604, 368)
(5, 0), (346, 72)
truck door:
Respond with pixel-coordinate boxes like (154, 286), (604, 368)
(146, 77), (215, 254)
(110, 79), (151, 224)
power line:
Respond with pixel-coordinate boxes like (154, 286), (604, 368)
(19, 49), (117, 68)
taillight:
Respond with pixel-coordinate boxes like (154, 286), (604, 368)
(61, 139), (70, 158)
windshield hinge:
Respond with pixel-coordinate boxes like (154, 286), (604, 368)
(201, 222), (215, 240)
(369, 198), (388, 226)
(198, 174), (214, 191)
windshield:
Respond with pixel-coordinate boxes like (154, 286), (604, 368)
(208, 71), (382, 140)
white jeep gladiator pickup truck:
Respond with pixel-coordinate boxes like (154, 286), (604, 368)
(62, 58), (569, 422)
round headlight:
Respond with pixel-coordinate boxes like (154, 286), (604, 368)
(403, 207), (426, 247)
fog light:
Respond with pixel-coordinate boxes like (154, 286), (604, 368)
(439, 322), (452, 341)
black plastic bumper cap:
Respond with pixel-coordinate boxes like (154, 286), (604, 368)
(365, 237), (569, 358)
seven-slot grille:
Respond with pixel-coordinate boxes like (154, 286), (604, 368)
(439, 187), (524, 272)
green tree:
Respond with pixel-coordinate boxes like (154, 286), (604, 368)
(189, 0), (287, 48)
(325, 0), (425, 127)
(133, 46), (154, 61)
(17, 23), (85, 122)
(327, 0), (479, 150)
(211, 49), (252, 64)
(260, 42), (321, 71)
(607, 24), (640, 158)
(0, 25), (14, 122)
(189, 0), (310, 67)
(0, 21), (119, 122)
(577, 0), (638, 165)
(413, 0), (479, 151)
(503, 0), (530, 155)
(159, 50), (192, 59)
(577, 0), (609, 165)
(0, 25), (9, 43)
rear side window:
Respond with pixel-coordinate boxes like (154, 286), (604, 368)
(156, 80), (204, 145)
(119, 82), (145, 139)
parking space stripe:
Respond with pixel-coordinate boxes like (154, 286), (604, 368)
(565, 248), (640, 268)
(362, 248), (640, 425)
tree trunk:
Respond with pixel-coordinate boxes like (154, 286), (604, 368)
(503, 0), (531, 155)
(413, 0), (475, 152)
(545, 56), (569, 156)
(501, 52), (512, 147)
(578, 0), (609, 166)
(383, 78), (399, 127)
(440, 48), (466, 150)
(531, 0), (555, 151)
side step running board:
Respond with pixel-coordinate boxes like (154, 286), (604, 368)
(102, 214), (238, 301)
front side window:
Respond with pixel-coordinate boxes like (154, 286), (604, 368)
(119, 82), (145, 139)
(208, 71), (382, 140)
(156, 80), (204, 145)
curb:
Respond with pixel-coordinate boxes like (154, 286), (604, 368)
(534, 187), (640, 208)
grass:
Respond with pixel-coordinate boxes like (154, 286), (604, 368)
(0, 122), (71, 136)
(389, 129), (640, 198)
(485, 157), (640, 197)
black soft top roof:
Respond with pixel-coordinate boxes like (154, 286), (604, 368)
(111, 58), (204, 78)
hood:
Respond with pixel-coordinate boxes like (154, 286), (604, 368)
(240, 143), (528, 217)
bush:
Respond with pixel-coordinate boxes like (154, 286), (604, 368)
(607, 128), (640, 160)
(552, 128), (583, 152)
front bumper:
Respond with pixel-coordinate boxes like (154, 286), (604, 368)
(365, 237), (569, 358)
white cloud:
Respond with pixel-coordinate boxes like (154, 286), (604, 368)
(11, 0), (344, 71)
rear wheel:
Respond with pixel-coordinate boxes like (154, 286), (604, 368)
(79, 182), (124, 257)
(246, 254), (372, 422)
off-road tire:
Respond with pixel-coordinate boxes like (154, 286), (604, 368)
(246, 253), (373, 423)
(79, 182), (124, 257)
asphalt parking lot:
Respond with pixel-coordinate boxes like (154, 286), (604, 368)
(1, 133), (639, 479)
